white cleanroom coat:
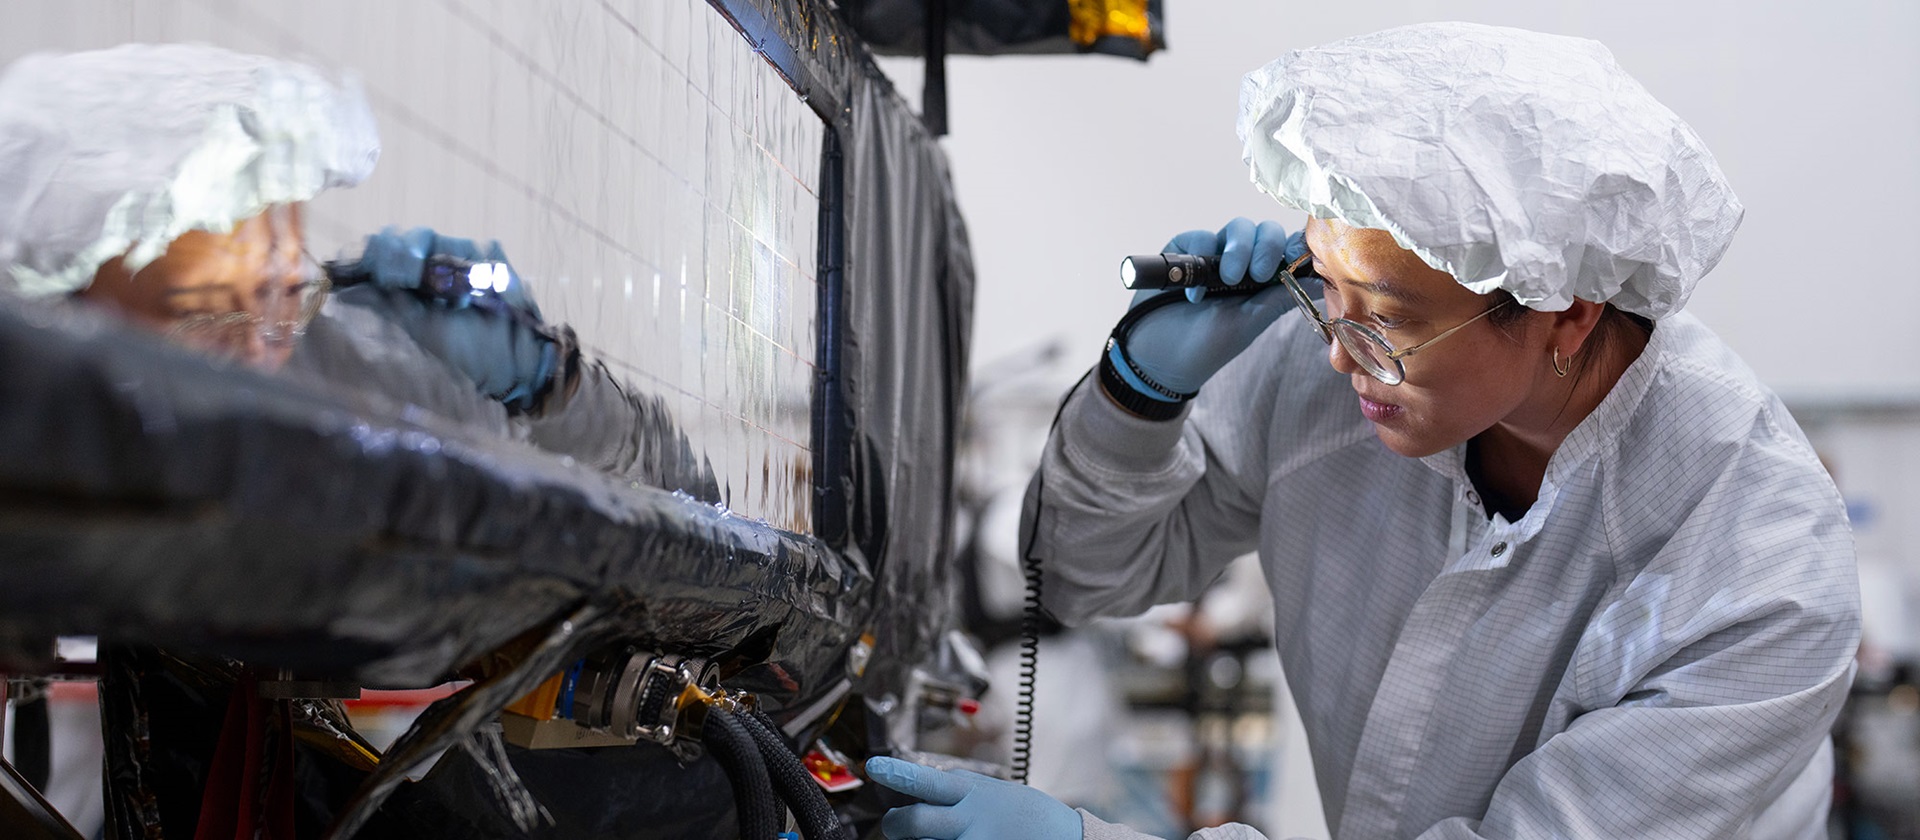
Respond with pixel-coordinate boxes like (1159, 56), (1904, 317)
(1023, 312), (1859, 839)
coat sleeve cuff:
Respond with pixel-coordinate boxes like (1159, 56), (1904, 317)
(1078, 809), (1170, 840)
(1060, 368), (1193, 475)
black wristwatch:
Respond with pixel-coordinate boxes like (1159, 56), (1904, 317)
(1098, 340), (1189, 421)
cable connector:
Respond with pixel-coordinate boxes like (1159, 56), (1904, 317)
(572, 649), (715, 744)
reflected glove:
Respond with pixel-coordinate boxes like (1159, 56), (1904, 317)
(1102, 218), (1308, 419)
(867, 756), (1081, 840)
(337, 227), (561, 413)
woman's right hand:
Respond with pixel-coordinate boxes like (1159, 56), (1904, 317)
(1110, 217), (1307, 399)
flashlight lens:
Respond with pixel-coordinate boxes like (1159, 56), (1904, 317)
(1120, 257), (1137, 287)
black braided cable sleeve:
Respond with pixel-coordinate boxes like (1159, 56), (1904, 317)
(702, 707), (783, 839)
(741, 709), (848, 840)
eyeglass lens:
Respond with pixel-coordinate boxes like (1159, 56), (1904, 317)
(1284, 255), (1403, 384)
(1331, 323), (1403, 385)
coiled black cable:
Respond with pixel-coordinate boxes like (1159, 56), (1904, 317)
(1012, 376), (1087, 784)
(1012, 548), (1042, 784)
(741, 709), (847, 840)
(703, 707), (782, 839)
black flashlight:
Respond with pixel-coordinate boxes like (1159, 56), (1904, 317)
(324, 254), (516, 307)
(418, 254), (515, 305)
(1119, 254), (1262, 296)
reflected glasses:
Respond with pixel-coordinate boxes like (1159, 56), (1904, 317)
(166, 251), (331, 355)
(1275, 253), (1511, 386)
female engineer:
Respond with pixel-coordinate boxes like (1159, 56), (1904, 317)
(868, 22), (1859, 840)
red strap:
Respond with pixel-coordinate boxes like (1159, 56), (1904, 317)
(193, 679), (298, 839)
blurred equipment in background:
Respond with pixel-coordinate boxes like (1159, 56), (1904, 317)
(833, 0), (1163, 58)
(832, 0), (1163, 134)
(1796, 398), (1920, 840)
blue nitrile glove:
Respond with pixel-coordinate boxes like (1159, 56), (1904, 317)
(342, 227), (560, 412)
(1109, 217), (1309, 402)
(866, 756), (1081, 840)
(349, 226), (544, 316)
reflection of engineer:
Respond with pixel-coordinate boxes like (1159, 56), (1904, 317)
(0, 45), (716, 504)
(0, 44), (377, 372)
(867, 23), (1859, 840)
(301, 227), (721, 502)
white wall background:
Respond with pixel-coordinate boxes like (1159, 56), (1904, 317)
(879, 0), (1920, 404)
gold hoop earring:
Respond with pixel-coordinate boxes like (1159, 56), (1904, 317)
(1552, 347), (1572, 378)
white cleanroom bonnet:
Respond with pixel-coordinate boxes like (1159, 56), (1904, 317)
(1238, 22), (1741, 319)
(0, 43), (379, 296)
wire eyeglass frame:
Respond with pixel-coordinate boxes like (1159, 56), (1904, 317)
(1275, 252), (1512, 386)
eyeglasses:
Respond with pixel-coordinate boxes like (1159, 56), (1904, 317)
(166, 250), (330, 359)
(1275, 252), (1511, 386)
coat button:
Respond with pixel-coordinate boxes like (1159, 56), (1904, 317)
(1465, 490), (1481, 506)
(1490, 542), (1508, 557)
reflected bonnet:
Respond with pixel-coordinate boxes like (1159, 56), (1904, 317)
(0, 43), (379, 296)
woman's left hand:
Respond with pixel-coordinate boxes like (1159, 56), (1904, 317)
(866, 756), (1083, 839)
